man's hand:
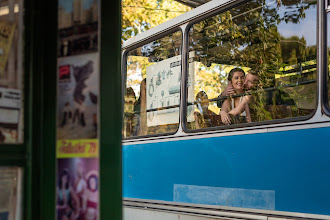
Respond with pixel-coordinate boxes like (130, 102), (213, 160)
(221, 84), (235, 97)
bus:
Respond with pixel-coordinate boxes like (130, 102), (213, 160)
(121, 0), (330, 219)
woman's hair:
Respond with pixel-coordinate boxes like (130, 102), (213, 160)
(87, 174), (98, 192)
(58, 169), (70, 189)
(228, 68), (245, 82)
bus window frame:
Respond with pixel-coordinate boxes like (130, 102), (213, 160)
(181, 0), (319, 134)
(321, 2), (330, 116)
(122, 27), (184, 140)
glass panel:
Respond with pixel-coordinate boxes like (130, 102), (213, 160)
(0, 167), (23, 220)
(0, 0), (24, 143)
(123, 31), (182, 138)
(187, 0), (317, 130)
(328, 13), (330, 106)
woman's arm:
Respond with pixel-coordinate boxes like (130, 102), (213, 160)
(70, 188), (80, 219)
(244, 103), (251, 123)
(228, 95), (252, 116)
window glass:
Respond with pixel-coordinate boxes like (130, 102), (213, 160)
(0, 0), (24, 143)
(0, 167), (23, 219)
(123, 31), (182, 138)
(327, 13), (330, 106)
(186, 0), (317, 130)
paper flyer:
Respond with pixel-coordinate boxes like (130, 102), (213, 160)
(58, 0), (99, 57)
(57, 139), (99, 158)
(57, 158), (99, 220)
(57, 53), (99, 139)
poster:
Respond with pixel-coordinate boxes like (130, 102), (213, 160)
(58, 0), (99, 57)
(57, 53), (99, 139)
(57, 158), (99, 220)
(57, 139), (99, 158)
(146, 53), (195, 126)
(57, 1), (99, 219)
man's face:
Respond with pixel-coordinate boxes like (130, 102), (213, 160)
(244, 73), (259, 90)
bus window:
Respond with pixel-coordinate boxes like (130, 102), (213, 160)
(186, 0), (317, 130)
(123, 31), (182, 138)
(327, 13), (330, 107)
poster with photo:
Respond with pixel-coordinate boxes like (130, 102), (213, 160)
(58, 0), (99, 57)
(57, 53), (99, 139)
(57, 158), (99, 220)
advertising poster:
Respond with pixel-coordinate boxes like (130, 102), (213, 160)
(57, 53), (99, 139)
(57, 139), (99, 158)
(58, 0), (99, 57)
(57, 158), (99, 220)
(57, 1), (99, 219)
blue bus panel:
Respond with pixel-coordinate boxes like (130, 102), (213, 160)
(123, 127), (330, 215)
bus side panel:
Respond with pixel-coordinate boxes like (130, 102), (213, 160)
(123, 127), (330, 215)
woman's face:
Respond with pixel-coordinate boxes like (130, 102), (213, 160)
(89, 177), (97, 191)
(61, 174), (68, 184)
(231, 71), (245, 92)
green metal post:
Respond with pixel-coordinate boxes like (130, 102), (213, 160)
(100, 0), (122, 219)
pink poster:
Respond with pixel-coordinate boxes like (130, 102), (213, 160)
(56, 158), (99, 220)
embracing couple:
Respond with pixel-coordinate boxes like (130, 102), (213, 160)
(218, 68), (259, 125)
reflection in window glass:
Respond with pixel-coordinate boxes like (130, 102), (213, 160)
(186, 0), (317, 130)
(123, 31), (182, 138)
(0, 0), (24, 143)
(0, 167), (23, 219)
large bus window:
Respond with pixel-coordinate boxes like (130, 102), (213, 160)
(327, 13), (330, 107)
(186, 0), (317, 130)
(123, 31), (182, 138)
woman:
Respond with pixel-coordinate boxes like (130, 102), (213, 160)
(57, 169), (80, 220)
(220, 68), (251, 125)
(83, 170), (99, 220)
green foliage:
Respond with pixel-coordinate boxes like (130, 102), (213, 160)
(122, 0), (191, 42)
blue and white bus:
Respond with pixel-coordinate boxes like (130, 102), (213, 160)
(121, 0), (330, 219)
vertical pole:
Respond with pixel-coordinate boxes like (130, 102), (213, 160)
(100, 0), (122, 219)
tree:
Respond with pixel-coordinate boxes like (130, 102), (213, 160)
(122, 0), (191, 42)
